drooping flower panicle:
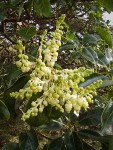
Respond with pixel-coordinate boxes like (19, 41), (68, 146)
(10, 14), (102, 121)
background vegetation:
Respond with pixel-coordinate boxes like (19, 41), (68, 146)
(1, 0), (113, 149)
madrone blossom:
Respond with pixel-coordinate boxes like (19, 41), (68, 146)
(10, 15), (102, 121)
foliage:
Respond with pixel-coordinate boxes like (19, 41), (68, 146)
(1, 0), (113, 150)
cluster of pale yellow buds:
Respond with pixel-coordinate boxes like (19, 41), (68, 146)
(15, 40), (34, 72)
(10, 14), (102, 121)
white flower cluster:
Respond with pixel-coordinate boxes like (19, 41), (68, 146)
(15, 40), (34, 72)
(10, 15), (102, 121)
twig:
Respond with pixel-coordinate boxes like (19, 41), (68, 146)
(37, 131), (53, 140)
(3, 34), (16, 44)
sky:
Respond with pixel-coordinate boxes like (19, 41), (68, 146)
(103, 12), (113, 25)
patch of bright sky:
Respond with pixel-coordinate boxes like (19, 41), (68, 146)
(103, 12), (113, 25)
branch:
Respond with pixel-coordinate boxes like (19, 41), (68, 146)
(37, 131), (53, 140)
(3, 33), (17, 44)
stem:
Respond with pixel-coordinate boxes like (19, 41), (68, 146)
(37, 131), (53, 140)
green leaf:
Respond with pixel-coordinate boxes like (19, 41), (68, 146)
(34, 0), (51, 17)
(101, 100), (113, 127)
(96, 50), (109, 66)
(99, 0), (113, 11)
(82, 141), (95, 150)
(79, 73), (107, 88)
(78, 130), (113, 149)
(48, 131), (96, 150)
(26, 105), (62, 127)
(68, 109), (78, 124)
(18, 3), (23, 18)
(1, 143), (19, 150)
(26, 110), (49, 127)
(61, 33), (80, 50)
(17, 27), (36, 40)
(27, 0), (34, 12)
(48, 137), (66, 150)
(66, 31), (75, 40)
(64, 132), (84, 150)
(78, 129), (100, 141)
(82, 47), (98, 65)
(0, 9), (6, 22)
(78, 107), (103, 126)
(101, 100), (113, 135)
(9, 0), (19, 6)
(109, 135), (113, 150)
(100, 80), (113, 88)
(79, 130), (113, 150)
(83, 34), (100, 45)
(108, 91), (113, 100)
(70, 52), (81, 59)
(59, 44), (76, 51)
(28, 45), (38, 58)
(108, 70), (113, 75)
(105, 48), (113, 63)
(83, 43), (110, 66)
(39, 119), (63, 131)
(82, 47), (109, 66)
(3, 75), (30, 114)
(54, 63), (62, 70)
(45, 105), (63, 120)
(6, 64), (22, 86)
(19, 129), (38, 150)
(96, 27), (113, 48)
(78, 129), (113, 145)
(0, 100), (10, 120)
